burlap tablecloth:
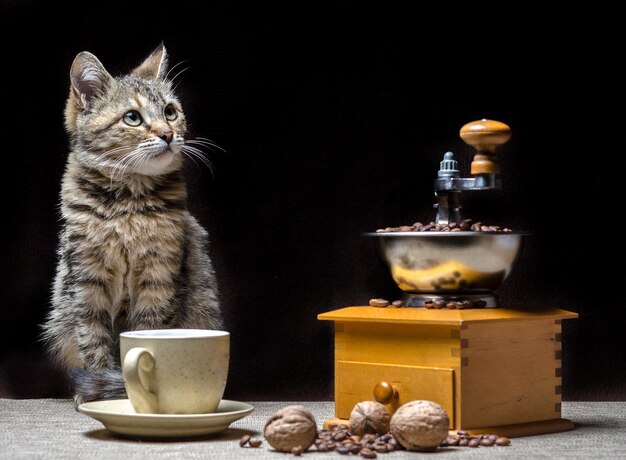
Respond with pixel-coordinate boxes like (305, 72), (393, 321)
(1, 399), (624, 459)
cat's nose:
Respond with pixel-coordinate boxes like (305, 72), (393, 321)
(159, 130), (173, 144)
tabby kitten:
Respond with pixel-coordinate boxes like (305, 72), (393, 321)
(42, 45), (222, 403)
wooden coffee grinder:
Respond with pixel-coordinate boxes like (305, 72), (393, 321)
(318, 120), (577, 437)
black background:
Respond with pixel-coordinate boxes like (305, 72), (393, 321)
(1, 2), (623, 401)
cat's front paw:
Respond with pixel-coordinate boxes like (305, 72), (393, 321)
(73, 393), (86, 410)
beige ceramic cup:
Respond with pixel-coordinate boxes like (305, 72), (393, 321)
(120, 329), (229, 414)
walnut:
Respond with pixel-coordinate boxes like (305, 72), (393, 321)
(390, 400), (450, 452)
(263, 405), (317, 452)
(349, 401), (390, 435)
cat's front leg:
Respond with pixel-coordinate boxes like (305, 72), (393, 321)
(73, 278), (117, 370)
(127, 256), (179, 330)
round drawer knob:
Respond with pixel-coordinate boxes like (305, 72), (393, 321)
(374, 381), (398, 405)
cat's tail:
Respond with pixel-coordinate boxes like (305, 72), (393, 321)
(70, 367), (127, 405)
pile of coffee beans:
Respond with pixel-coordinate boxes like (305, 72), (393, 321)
(369, 297), (487, 310)
(424, 298), (486, 309)
(315, 423), (399, 457)
(443, 431), (510, 448)
(314, 425), (511, 456)
(240, 425), (511, 456)
(368, 298), (404, 308)
(376, 219), (512, 233)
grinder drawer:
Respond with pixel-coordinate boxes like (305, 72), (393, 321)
(335, 360), (454, 427)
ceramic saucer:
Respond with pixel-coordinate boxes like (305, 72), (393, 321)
(78, 399), (254, 438)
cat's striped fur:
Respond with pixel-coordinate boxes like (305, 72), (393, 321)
(42, 46), (222, 404)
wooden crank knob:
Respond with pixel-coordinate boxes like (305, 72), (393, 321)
(460, 119), (511, 175)
(373, 381), (398, 405)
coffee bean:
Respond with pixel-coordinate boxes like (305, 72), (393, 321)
(468, 438), (480, 448)
(481, 437), (495, 446)
(457, 430), (469, 437)
(433, 299), (448, 308)
(445, 436), (460, 446)
(291, 445), (303, 456)
(369, 298), (390, 308)
(336, 445), (351, 455)
(458, 438), (469, 446)
(373, 442), (388, 453)
(249, 438), (263, 448)
(363, 434), (377, 443)
(424, 300), (434, 309)
(488, 434), (498, 441)
(239, 434), (251, 447)
(360, 447), (377, 458)
(317, 443), (329, 452)
(391, 300), (404, 308)
(385, 442), (395, 451)
(350, 444), (362, 454)
(334, 431), (347, 441)
(495, 437), (511, 446)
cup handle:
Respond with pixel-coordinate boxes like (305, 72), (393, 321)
(122, 347), (158, 413)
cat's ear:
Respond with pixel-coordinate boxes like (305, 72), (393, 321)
(70, 52), (113, 108)
(131, 44), (169, 80)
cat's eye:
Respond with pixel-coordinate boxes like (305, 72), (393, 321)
(123, 110), (143, 127)
(164, 105), (178, 121)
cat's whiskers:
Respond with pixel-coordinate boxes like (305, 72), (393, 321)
(193, 137), (227, 153)
(83, 145), (136, 190)
(186, 139), (226, 156)
(121, 145), (155, 178)
(109, 146), (146, 182)
(171, 66), (191, 92)
(110, 149), (137, 183)
(181, 145), (215, 176)
(178, 144), (200, 169)
(164, 60), (190, 83)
